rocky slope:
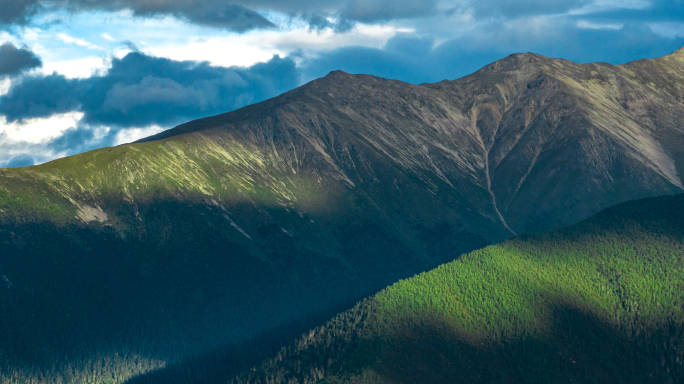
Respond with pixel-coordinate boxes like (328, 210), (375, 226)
(0, 47), (683, 383)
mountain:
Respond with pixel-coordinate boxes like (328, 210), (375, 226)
(232, 192), (684, 384)
(144, 45), (684, 234)
(0, 47), (683, 383)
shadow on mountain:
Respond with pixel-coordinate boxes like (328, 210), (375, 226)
(123, 298), (360, 384)
(232, 194), (684, 383)
(248, 301), (684, 384)
(369, 306), (684, 384)
(0, 197), (488, 383)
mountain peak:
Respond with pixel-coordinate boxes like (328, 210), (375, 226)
(670, 46), (684, 58)
(325, 70), (351, 77)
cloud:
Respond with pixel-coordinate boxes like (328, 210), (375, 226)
(468, 0), (593, 19)
(0, 74), (81, 119)
(4, 153), (34, 168)
(0, 51), (299, 165)
(1, 0), (276, 31)
(582, 0), (684, 23)
(301, 21), (684, 84)
(176, 3), (276, 31)
(56, 33), (104, 50)
(47, 125), (98, 154)
(0, 0), (441, 31)
(0, 0), (40, 26)
(40, 57), (108, 79)
(0, 43), (42, 78)
(113, 125), (164, 145)
(0, 51), (299, 127)
(341, 0), (439, 22)
(0, 0), (679, 34)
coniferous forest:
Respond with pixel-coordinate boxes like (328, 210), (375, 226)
(234, 193), (684, 383)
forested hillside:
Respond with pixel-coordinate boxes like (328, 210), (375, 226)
(235, 193), (684, 383)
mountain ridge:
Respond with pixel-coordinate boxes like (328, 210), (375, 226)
(0, 47), (683, 383)
(133, 46), (684, 234)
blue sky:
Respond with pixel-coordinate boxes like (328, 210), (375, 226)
(0, 0), (683, 167)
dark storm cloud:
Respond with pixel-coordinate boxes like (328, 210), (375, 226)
(0, 0), (442, 30)
(0, 43), (42, 77)
(98, 0), (440, 24)
(92, 1), (276, 31)
(4, 154), (35, 168)
(2, 0), (682, 32)
(0, 51), (299, 127)
(182, 4), (274, 30)
(0, 0), (274, 31)
(0, 0), (40, 26)
(0, 74), (81, 118)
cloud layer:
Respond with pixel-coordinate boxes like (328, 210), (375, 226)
(0, 52), (299, 166)
(0, 51), (298, 127)
(0, 43), (42, 77)
(0, 0), (40, 26)
(0, 0), (446, 31)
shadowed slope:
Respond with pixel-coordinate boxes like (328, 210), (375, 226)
(234, 193), (684, 384)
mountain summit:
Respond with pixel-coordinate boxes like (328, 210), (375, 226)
(141, 47), (684, 234)
(0, 47), (683, 383)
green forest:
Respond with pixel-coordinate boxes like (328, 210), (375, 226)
(235, 193), (684, 383)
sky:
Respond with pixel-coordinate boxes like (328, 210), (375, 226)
(0, 0), (683, 168)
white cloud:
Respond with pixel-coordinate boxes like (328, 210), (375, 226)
(0, 32), (19, 46)
(114, 126), (166, 146)
(41, 57), (109, 78)
(577, 20), (623, 30)
(101, 33), (116, 41)
(246, 23), (413, 53)
(0, 79), (11, 97)
(57, 33), (104, 50)
(0, 112), (84, 144)
(649, 22), (684, 38)
(569, 0), (649, 15)
(22, 28), (49, 42)
(147, 23), (413, 68)
(148, 37), (279, 68)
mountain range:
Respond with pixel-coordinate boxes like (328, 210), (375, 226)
(0, 47), (683, 383)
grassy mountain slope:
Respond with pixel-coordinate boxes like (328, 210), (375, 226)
(234, 192), (684, 384)
(0, 47), (683, 383)
(0, 75), (501, 384)
(0, 133), (492, 383)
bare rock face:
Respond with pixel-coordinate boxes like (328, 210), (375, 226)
(144, 48), (684, 235)
(427, 51), (684, 233)
(0, 48), (682, 383)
